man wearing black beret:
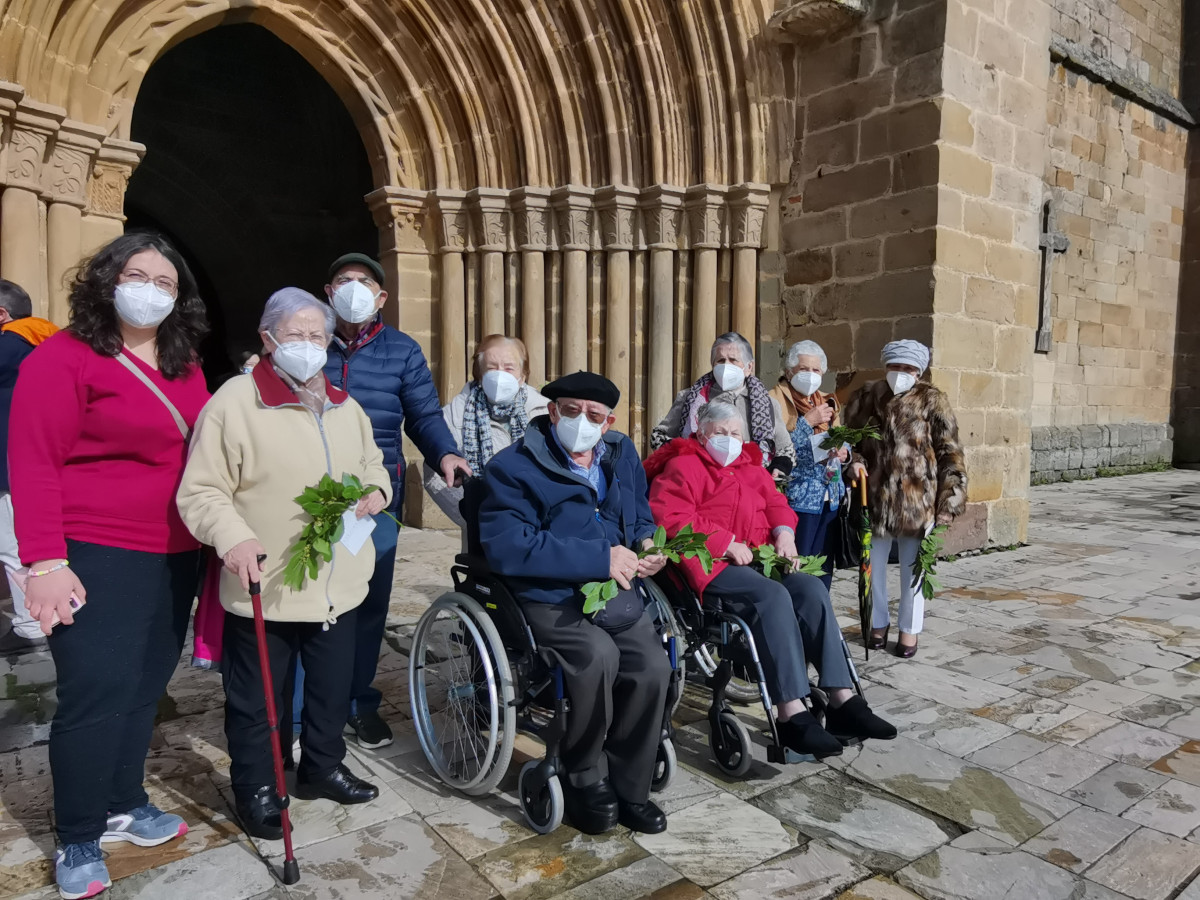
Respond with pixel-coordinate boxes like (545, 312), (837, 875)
(479, 371), (672, 835)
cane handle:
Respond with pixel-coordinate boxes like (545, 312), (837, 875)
(858, 475), (868, 506)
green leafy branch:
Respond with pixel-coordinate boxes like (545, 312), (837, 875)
(910, 525), (949, 600)
(581, 524), (713, 615)
(751, 544), (827, 581)
(284, 473), (400, 591)
(820, 419), (882, 451)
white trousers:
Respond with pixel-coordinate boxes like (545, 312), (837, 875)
(0, 492), (40, 639)
(870, 534), (924, 635)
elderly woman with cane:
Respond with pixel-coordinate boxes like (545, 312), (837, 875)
(177, 288), (390, 840)
(842, 340), (967, 658)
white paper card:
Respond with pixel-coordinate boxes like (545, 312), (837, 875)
(339, 508), (376, 556)
(809, 433), (833, 461)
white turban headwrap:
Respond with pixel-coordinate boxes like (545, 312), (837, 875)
(881, 340), (930, 374)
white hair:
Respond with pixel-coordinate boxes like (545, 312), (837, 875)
(259, 287), (336, 336)
(696, 399), (742, 433)
(710, 331), (754, 365)
(785, 340), (828, 373)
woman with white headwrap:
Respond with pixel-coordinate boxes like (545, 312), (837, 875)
(842, 340), (966, 658)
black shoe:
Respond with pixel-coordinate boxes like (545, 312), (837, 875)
(824, 695), (898, 741)
(234, 785), (283, 840)
(564, 777), (619, 835)
(0, 629), (46, 654)
(345, 710), (394, 749)
(294, 764), (379, 805)
(778, 711), (843, 759)
(618, 799), (666, 834)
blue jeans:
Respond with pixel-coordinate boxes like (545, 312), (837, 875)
(290, 512), (400, 729)
(794, 500), (838, 589)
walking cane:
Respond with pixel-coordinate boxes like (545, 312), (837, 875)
(248, 554), (300, 884)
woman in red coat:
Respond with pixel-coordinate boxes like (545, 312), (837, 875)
(647, 400), (895, 758)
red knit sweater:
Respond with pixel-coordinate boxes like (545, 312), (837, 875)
(9, 331), (209, 564)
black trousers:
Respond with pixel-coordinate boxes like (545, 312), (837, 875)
(794, 501), (838, 589)
(705, 567), (851, 706)
(221, 608), (357, 796)
(46, 541), (199, 844)
(521, 597), (671, 804)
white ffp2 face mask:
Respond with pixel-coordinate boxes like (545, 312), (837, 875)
(482, 370), (520, 406)
(271, 333), (328, 383)
(555, 413), (604, 454)
(114, 281), (176, 329)
(331, 281), (379, 324)
(887, 371), (917, 395)
(713, 363), (746, 393)
(790, 371), (822, 397)
(705, 434), (743, 467)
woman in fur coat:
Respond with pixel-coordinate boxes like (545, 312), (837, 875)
(842, 340), (966, 658)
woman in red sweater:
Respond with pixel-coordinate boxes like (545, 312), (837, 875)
(647, 400), (895, 760)
(10, 233), (209, 900)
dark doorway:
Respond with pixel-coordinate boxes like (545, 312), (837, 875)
(126, 23), (377, 382)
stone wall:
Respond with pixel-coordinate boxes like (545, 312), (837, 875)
(1052, 0), (1182, 96)
(1031, 422), (1173, 481)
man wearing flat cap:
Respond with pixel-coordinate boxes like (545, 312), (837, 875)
(479, 371), (672, 836)
(842, 340), (967, 659)
(321, 252), (471, 750)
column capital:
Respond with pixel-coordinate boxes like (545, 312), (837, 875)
(685, 183), (729, 249)
(595, 184), (640, 251)
(512, 186), (553, 251)
(85, 138), (144, 220)
(366, 186), (428, 253)
(639, 184), (686, 249)
(468, 187), (511, 252)
(431, 188), (469, 253)
(3, 99), (65, 192)
(44, 119), (106, 208)
(0, 82), (25, 118)
(727, 182), (771, 249)
(551, 184), (596, 251)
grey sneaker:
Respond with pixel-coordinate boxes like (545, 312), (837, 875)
(345, 709), (394, 749)
(54, 841), (110, 900)
(101, 804), (188, 847)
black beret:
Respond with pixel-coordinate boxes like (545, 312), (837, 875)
(328, 252), (385, 285)
(543, 371), (621, 409)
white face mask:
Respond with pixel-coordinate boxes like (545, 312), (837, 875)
(705, 434), (743, 467)
(887, 371), (918, 395)
(555, 413), (604, 454)
(482, 370), (520, 406)
(713, 363), (746, 393)
(270, 333), (327, 383)
(790, 371), (822, 397)
(114, 281), (176, 329)
(331, 281), (379, 324)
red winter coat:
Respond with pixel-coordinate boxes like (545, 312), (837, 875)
(646, 437), (798, 597)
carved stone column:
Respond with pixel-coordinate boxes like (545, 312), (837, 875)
(366, 186), (429, 339)
(513, 187), (552, 386)
(433, 189), (469, 398)
(597, 185), (639, 433)
(686, 184), (727, 378)
(1, 99), (63, 310)
(82, 138), (144, 256)
(469, 188), (510, 337)
(728, 183), (770, 346)
(641, 185), (684, 427)
(43, 120), (105, 324)
(551, 185), (595, 377)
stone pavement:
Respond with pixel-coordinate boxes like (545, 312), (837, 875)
(4, 470), (1200, 899)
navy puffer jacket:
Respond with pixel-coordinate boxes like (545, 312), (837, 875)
(324, 318), (458, 511)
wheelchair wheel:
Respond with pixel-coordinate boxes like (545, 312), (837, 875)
(694, 642), (760, 704)
(409, 592), (516, 796)
(651, 737), (677, 793)
(808, 687), (829, 727)
(518, 760), (564, 834)
(711, 711), (754, 777)
(644, 579), (688, 716)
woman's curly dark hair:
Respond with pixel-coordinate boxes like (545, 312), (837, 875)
(67, 232), (209, 379)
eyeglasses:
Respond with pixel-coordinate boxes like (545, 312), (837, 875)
(277, 331), (328, 345)
(557, 403), (610, 425)
(332, 274), (378, 289)
(119, 269), (178, 297)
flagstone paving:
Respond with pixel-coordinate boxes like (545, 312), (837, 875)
(4, 470), (1200, 899)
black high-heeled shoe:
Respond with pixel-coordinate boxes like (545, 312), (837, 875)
(868, 626), (890, 651)
(894, 634), (918, 658)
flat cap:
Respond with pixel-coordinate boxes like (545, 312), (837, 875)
(328, 252), (385, 286)
(542, 371), (620, 408)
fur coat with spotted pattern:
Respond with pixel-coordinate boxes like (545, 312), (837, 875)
(841, 379), (967, 537)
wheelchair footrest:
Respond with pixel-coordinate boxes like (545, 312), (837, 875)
(767, 744), (818, 765)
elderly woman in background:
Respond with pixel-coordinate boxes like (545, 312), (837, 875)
(650, 331), (795, 471)
(769, 340), (865, 588)
(177, 288), (390, 841)
(424, 334), (549, 528)
(842, 340), (966, 658)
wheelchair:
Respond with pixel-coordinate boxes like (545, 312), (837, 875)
(642, 564), (865, 777)
(408, 481), (682, 834)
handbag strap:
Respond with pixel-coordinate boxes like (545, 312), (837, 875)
(114, 351), (191, 441)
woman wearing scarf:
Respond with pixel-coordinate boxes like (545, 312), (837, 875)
(769, 340), (865, 588)
(842, 340), (967, 659)
(424, 335), (550, 528)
